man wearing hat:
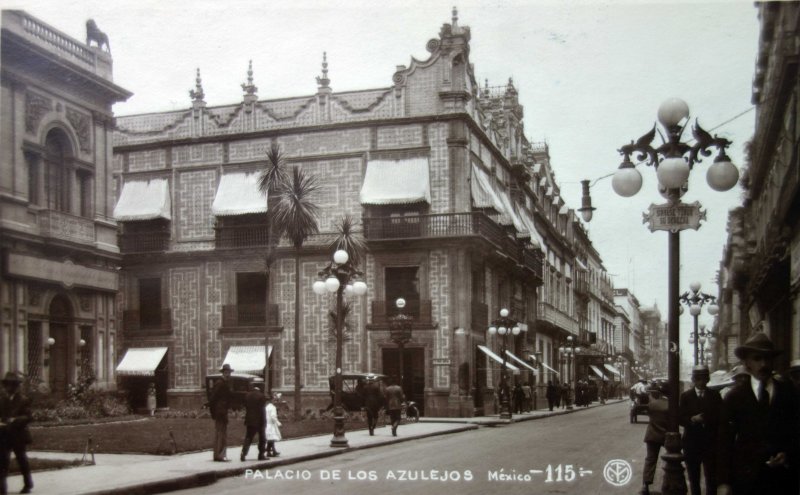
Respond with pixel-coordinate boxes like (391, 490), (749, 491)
(679, 365), (721, 495)
(0, 372), (33, 494)
(240, 384), (266, 461)
(209, 364), (234, 462)
(638, 381), (670, 495)
(717, 332), (799, 495)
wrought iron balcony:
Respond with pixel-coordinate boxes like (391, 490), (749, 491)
(215, 223), (269, 249)
(221, 304), (279, 328)
(537, 301), (579, 333)
(371, 300), (433, 327)
(123, 308), (172, 332)
(119, 232), (170, 253)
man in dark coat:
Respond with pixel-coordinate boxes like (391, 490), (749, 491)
(383, 379), (405, 437)
(0, 372), (33, 495)
(639, 381), (669, 495)
(679, 365), (721, 495)
(360, 376), (385, 436)
(240, 384), (266, 461)
(209, 364), (234, 462)
(546, 381), (558, 411)
(717, 332), (799, 495)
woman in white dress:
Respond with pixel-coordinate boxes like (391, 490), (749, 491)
(264, 394), (282, 457)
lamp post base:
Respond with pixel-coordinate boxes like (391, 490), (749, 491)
(330, 406), (349, 448)
(660, 432), (687, 495)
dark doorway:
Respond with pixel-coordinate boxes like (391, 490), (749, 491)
(382, 347), (425, 415)
(48, 295), (73, 397)
(474, 346), (486, 415)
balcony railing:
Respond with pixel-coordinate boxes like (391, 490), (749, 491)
(221, 304), (279, 328)
(119, 232), (170, 253)
(371, 300), (433, 327)
(215, 224), (270, 249)
(123, 308), (172, 332)
(39, 210), (95, 246)
(537, 301), (579, 333)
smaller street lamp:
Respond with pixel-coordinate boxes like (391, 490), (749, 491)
(559, 335), (577, 410)
(488, 308), (521, 420)
(389, 298), (414, 396)
(680, 282), (718, 366)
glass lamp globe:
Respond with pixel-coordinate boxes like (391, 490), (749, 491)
(512, 326), (520, 335)
(689, 335), (695, 344)
(499, 308), (509, 318)
(333, 249), (349, 265)
(498, 326), (507, 335)
(325, 276), (340, 293)
(488, 326), (497, 335)
(690, 281), (701, 293)
(612, 160), (643, 197)
(657, 97), (690, 127)
(396, 298), (406, 309)
(690, 304), (702, 316)
(707, 155), (739, 192)
(679, 305), (684, 315)
(353, 281), (368, 296)
(313, 280), (327, 295)
(345, 284), (354, 296)
(657, 157), (690, 189)
(707, 304), (719, 316)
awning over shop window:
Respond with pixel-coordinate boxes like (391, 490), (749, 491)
(530, 357), (559, 375)
(113, 179), (171, 221)
(590, 365), (608, 380)
(116, 347), (168, 376)
(604, 364), (621, 376)
(575, 258), (589, 271)
(471, 163), (505, 213)
(505, 350), (538, 373)
(212, 172), (267, 216)
(360, 158), (431, 205)
(222, 345), (272, 375)
(478, 345), (520, 371)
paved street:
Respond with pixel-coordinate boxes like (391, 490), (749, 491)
(178, 402), (655, 495)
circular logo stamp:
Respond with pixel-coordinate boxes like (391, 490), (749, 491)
(603, 459), (633, 487)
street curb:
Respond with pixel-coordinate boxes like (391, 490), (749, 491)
(80, 424), (479, 495)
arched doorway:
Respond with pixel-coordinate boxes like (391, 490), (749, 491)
(48, 294), (73, 397)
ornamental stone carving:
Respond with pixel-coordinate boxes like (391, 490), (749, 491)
(25, 92), (52, 134)
(66, 107), (92, 152)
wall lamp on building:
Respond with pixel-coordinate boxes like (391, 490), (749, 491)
(389, 298), (413, 395)
(312, 248), (367, 448)
(44, 337), (55, 367)
(679, 281), (718, 366)
(487, 308), (522, 420)
(76, 338), (86, 367)
(607, 97), (738, 495)
(559, 335), (577, 410)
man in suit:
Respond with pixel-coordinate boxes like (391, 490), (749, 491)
(240, 384), (266, 461)
(383, 378), (405, 437)
(360, 376), (385, 436)
(209, 364), (234, 462)
(639, 381), (669, 495)
(717, 332), (799, 495)
(679, 365), (721, 495)
(0, 372), (33, 495)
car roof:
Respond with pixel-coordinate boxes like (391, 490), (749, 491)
(206, 372), (264, 381)
(331, 372), (387, 380)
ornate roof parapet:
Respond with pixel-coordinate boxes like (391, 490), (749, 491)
(316, 51), (331, 94)
(189, 68), (206, 110)
(241, 60), (258, 105)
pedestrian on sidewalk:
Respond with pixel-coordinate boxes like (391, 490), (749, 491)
(513, 383), (525, 414)
(360, 376), (385, 436)
(384, 378), (405, 437)
(522, 382), (532, 412)
(561, 382), (570, 409)
(0, 371), (33, 495)
(679, 365), (721, 495)
(546, 381), (557, 411)
(146, 383), (157, 417)
(264, 394), (282, 457)
(240, 385), (266, 461)
(209, 364), (233, 462)
(638, 381), (669, 495)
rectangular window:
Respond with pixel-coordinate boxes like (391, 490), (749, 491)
(79, 172), (92, 217)
(27, 155), (39, 206)
(139, 278), (162, 329)
(236, 272), (267, 325)
(385, 266), (420, 317)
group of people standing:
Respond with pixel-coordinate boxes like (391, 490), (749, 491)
(207, 364), (281, 462)
(639, 332), (800, 495)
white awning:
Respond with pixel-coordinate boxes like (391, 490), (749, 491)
(590, 365), (608, 380)
(539, 177), (548, 187)
(559, 204), (570, 215)
(520, 210), (545, 250)
(116, 347), (168, 376)
(471, 163), (505, 213)
(575, 258), (589, 271)
(478, 345), (519, 371)
(222, 345), (272, 375)
(532, 358), (559, 375)
(496, 188), (528, 234)
(505, 350), (538, 373)
(360, 158), (431, 204)
(212, 172), (267, 216)
(113, 179), (171, 221)
(604, 363), (621, 376)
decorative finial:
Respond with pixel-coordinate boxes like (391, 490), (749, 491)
(452, 6), (458, 27)
(189, 68), (205, 102)
(316, 51), (330, 89)
(241, 60), (258, 97)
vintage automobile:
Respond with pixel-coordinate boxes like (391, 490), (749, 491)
(204, 372), (264, 411)
(327, 372), (388, 412)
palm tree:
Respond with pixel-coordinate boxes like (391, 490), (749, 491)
(270, 166), (321, 419)
(257, 143), (288, 395)
(331, 214), (366, 268)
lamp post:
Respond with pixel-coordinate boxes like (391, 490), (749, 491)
(679, 282), (719, 365)
(312, 249), (368, 448)
(610, 97), (739, 495)
(689, 323), (716, 366)
(389, 298), (413, 395)
(559, 335), (576, 409)
(487, 308), (520, 420)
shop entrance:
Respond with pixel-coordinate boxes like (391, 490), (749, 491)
(382, 347), (425, 415)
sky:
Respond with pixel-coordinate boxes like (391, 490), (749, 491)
(3, 0), (760, 370)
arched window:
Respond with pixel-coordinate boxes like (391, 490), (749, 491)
(44, 129), (72, 213)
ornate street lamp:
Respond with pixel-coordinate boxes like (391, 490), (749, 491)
(312, 249), (368, 448)
(690, 323), (716, 366)
(610, 97), (738, 495)
(559, 335), (577, 410)
(488, 308), (521, 420)
(389, 298), (413, 395)
(679, 282), (718, 365)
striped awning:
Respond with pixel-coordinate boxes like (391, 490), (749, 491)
(590, 365), (608, 380)
(478, 345), (520, 371)
(360, 158), (431, 204)
(471, 163), (505, 213)
(604, 364), (622, 376)
(505, 350), (537, 373)
(212, 172), (267, 216)
(113, 179), (171, 221)
(116, 347), (168, 376)
(535, 360), (560, 375)
(222, 345), (273, 375)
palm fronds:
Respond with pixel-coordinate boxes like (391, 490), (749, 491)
(271, 166), (321, 248)
(258, 142), (289, 197)
(330, 215), (366, 267)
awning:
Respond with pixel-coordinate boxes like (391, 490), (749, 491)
(113, 179), (171, 221)
(212, 172), (267, 216)
(360, 158), (431, 204)
(559, 204), (570, 215)
(520, 210), (545, 250)
(471, 163), (505, 213)
(116, 347), (168, 376)
(532, 357), (559, 375)
(575, 258), (589, 271)
(222, 345), (272, 375)
(505, 350), (538, 373)
(478, 345), (520, 371)
(604, 363), (621, 376)
(496, 188), (528, 234)
(590, 365), (608, 380)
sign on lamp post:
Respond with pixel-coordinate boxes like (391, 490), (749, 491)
(642, 201), (706, 233)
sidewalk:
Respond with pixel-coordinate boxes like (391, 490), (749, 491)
(7, 399), (625, 495)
